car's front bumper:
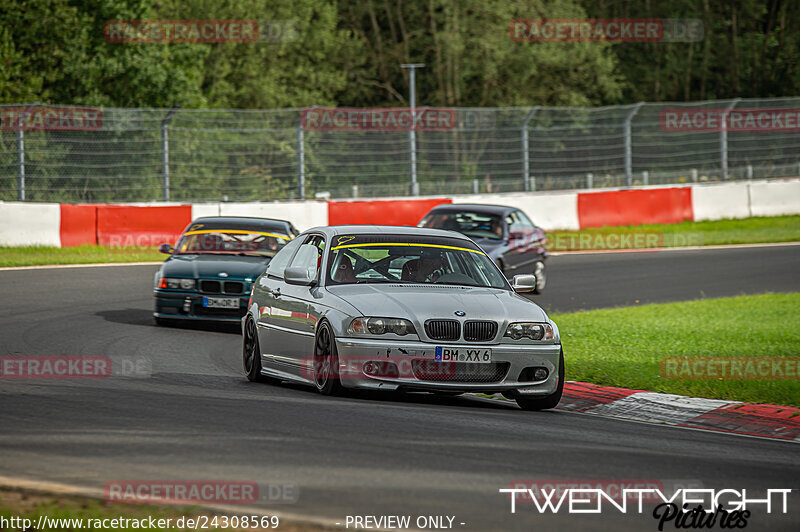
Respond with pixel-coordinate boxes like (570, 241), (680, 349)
(154, 290), (248, 322)
(334, 337), (561, 396)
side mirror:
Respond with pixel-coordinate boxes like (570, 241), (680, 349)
(511, 274), (537, 293)
(158, 243), (174, 254)
(284, 266), (315, 286)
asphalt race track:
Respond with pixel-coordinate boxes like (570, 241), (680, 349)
(1, 244), (799, 531)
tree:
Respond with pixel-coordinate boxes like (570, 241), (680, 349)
(0, 0), (207, 106)
(154, 0), (364, 108)
(336, 0), (624, 107)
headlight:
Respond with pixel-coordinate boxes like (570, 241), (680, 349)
(157, 277), (195, 290)
(348, 317), (416, 336)
(504, 322), (554, 341)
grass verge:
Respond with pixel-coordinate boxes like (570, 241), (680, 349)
(547, 215), (800, 251)
(0, 245), (163, 268)
(0, 487), (323, 531)
(552, 293), (800, 407)
(0, 215), (798, 267)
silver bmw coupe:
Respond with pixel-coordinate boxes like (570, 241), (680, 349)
(242, 225), (564, 410)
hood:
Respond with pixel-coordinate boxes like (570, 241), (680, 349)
(160, 254), (269, 280)
(325, 284), (547, 324)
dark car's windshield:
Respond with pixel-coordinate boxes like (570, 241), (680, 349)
(174, 229), (290, 258)
(418, 211), (504, 240)
(327, 234), (508, 289)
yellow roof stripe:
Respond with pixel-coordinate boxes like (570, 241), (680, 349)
(332, 242), (485, 255)
(183, 229), (289, 239)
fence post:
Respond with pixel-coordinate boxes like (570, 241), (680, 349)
(746, 165), (753, 179)
(161, 105), (180, 202)
(720, 98), (740, 181)
(522, 106), (540, 192)
(16, 103), (39, 201)
(351, 184), (358, 198)
(401, 63), (425, 196)
(297, 124), (305, 200)
(642, 170), (649, 185)
(624, 102), (645, 187)
(691, 168), (698, 183)
(16, 119), (25, 202)
(586, 173), (593, 189)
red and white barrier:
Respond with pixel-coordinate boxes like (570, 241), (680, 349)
(691, 182), (751, 221)
(1, 178), (798, 247)
(0, 202), (61, 246)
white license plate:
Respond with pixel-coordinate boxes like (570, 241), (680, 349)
(434, 346), (492, 363)
(203, 297), (239, 309)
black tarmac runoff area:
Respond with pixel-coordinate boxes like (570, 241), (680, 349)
(1, 244), (799, 531)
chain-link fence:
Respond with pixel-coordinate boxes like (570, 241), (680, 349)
(2, 98), (800, 202)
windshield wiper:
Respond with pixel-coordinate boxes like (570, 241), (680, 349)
(355, 279), (403, 284)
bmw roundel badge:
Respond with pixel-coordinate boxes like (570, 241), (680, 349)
(454, 311), (466, 317)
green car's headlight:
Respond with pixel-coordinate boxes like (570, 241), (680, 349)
(348, 317), (416, 336)
(504, 322), (553, 341)
(158, 277), (195, 290)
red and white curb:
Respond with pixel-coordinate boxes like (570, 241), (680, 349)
(559, 381), (800, 442)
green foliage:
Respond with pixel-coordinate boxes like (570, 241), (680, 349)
(0, 0), (207, 106)
(579, 0), (800, 102)
(2, 0), (797, 107)
(335, 0), (623, 106)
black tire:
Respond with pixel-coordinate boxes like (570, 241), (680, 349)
(313, 321), (344, 396)
(532, 261), (546, 294)
(243, 316), (270, 383)
(515, 348), (564, 411)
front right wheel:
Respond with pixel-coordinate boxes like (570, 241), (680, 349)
(515, 348), (564, 411)
(532, 261), (546, 294)
(243, 316), (270, 382)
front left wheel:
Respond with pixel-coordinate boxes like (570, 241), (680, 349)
(313, 321), (344, 396)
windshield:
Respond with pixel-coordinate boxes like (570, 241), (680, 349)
(174, 229), (290, 258)
(419, 211), (504, 240)
(326, 234), (508, 289)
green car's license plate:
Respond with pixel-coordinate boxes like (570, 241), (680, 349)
(202, 297), (238, 309)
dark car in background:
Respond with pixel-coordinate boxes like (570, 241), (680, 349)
(154, 216), (297, 325)
(418, 204), (548, 293)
